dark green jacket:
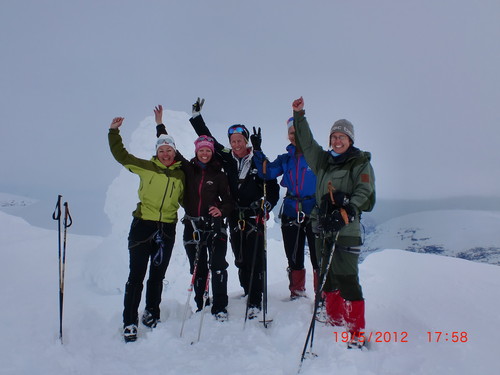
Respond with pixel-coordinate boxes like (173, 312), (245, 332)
(108, 128), (185, 223)
(293, 111), (376, 246)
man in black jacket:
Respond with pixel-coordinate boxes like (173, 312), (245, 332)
(189, 98), (280, 319)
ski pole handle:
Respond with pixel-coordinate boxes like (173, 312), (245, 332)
(52, 195), (62, 220)
(63, 202), (73, 228)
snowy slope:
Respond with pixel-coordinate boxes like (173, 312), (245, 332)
(2, 110), (499, 375)
(2, 209), (499, 375)
(364, 210), (500, 265)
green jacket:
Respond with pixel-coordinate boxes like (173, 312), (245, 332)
(108, 128), (185, 223)
(293, 111), (376, 247)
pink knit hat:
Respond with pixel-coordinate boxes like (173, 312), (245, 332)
(194, 135), (215, 153)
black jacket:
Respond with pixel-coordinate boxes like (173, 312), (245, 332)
(156, 124), (234, 218)
(189, 115), (280, 213)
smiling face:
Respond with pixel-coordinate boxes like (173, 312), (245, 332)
(196, 146), (213, 163)
(329, 132), (351, 154)
(157, 145), (176, 166)
(230, 133), (248, 158)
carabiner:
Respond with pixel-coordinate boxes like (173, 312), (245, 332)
(192, 229), (201, 243)
(238, 219), (246, 231)
(297, 210), (305, 224)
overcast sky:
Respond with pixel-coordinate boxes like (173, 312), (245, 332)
(1, 0), (499, 207)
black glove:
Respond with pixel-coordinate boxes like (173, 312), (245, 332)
(319, 209), (348, 232)
(332, 191), (350, 207)
(192, 97), (205, 115)
(319, 192), (356, 233)
(250, 126), (262, 151)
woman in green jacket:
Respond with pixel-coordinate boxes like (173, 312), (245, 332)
(291, 97), (375, 349)
(108, 117), (185, 342)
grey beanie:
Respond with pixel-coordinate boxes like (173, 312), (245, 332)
(330, 119), (355, 143)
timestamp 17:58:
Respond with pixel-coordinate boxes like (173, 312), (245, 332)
(427, 331), (468, 343)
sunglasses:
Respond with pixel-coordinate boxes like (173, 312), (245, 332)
(196, 135), (214, 143)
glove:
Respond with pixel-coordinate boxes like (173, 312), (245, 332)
(192, 97), (205, 117)
(250, 126), (262, 151)
(319, 191), (356, 233)
(319, 209), (347, 232)
(332, 191), (350, 207)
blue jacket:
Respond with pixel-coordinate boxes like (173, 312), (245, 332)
(253, 144), (317, 218)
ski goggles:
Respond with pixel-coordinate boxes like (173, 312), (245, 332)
(156, 135), (176, 151)
(228, 126), (246, 135)
(195, 135), (214, 143)
(227, 125), (249, 140)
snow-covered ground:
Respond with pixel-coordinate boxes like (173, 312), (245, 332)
(2, 110), (499, 374)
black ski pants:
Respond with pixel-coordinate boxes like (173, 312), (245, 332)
(281, 215), (318, 271)
(123, 218), (176, 327)
(183, 219), (229, 314)
(229, 216), (264, 308)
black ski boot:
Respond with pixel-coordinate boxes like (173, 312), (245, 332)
(123, 324), (138, 343)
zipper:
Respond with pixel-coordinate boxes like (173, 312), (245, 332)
(158, 178), (170, 222)
(197, 169), (205, 216)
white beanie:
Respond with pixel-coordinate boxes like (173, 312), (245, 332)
(156, 134), (176, 152)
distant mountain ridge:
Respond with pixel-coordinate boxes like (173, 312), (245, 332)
(0, 192), (36, 208)
(2, 191), (500, 266)
(362, 209), (500, 266)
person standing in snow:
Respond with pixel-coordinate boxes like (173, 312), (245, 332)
(154, 105), (234, 321)
(108, 117), (185, 343)
(188, 98), (280, 319)
(291, 97), (376, 348)
(251, 119), (319, 300)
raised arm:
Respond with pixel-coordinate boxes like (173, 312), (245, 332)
(108, 117), (150, 170)
(291, 97), (329, 175)
(189, 98), (226, 153)
(153, 104), (188, 164)
(250, 126), (285, 180)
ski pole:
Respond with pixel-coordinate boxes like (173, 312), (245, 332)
(180, 220), (202, 338)
(261, 160), (270, 328)
(298, 231), (338, 371)
(194, 263), (211, 343)
(59, 202), (73, 343)
(52, 195), (63, 342)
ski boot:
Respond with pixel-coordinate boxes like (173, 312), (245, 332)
(347, 331), (366, 349)
(123, 324), (138, 343)
(141, 309), (159, 328)
(214, 309), (228, 322)
(247, 306), (261, 320)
